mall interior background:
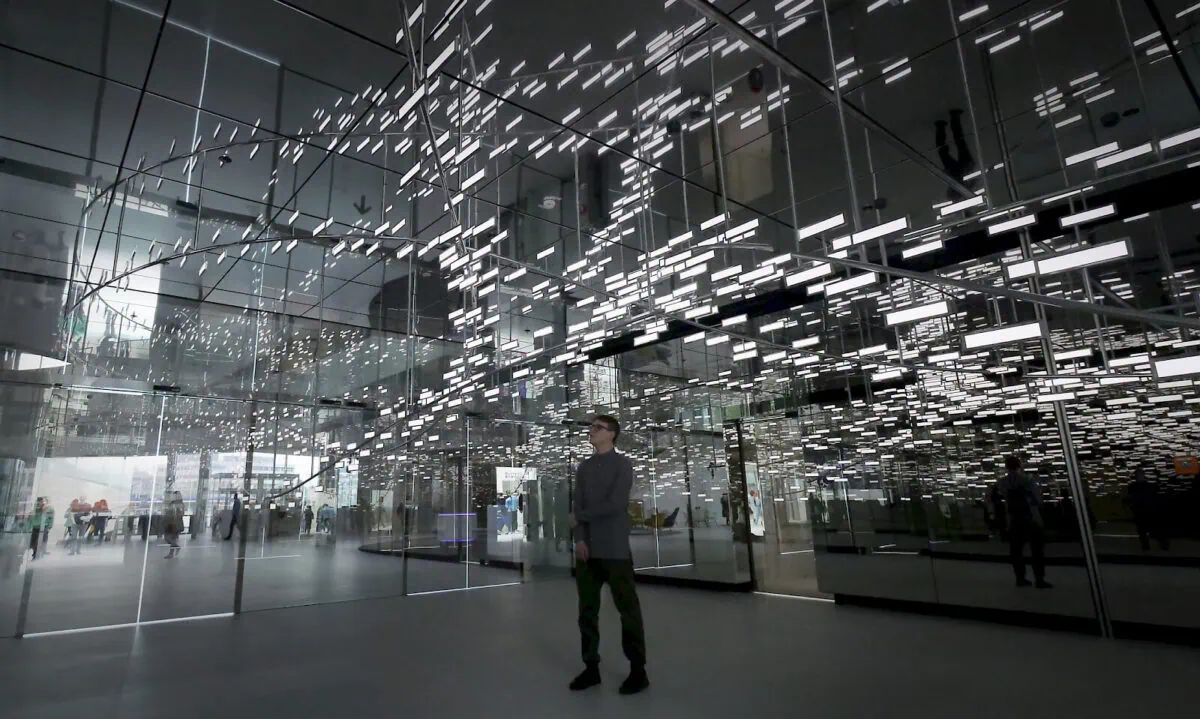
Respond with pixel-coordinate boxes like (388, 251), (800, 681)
(2, 0), (1200, 641)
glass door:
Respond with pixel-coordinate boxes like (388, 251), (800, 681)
(737, 416), (827, 598)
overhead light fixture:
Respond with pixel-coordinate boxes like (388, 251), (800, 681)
(1153, 355), (1200, 380)
(885, 300), (951, 326)
(797, 213), (845, 240)
(1036, 239), (1129, 276)
(824, 272), (879, 297)
(987, 215), (1037, 235)
(963, 321), (1043, 350)
(1060, 204), (1116, 228)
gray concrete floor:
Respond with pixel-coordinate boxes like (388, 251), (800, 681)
(1, 579), (1197, 719)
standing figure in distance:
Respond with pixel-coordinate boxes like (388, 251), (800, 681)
(992, 456), (1052, 589)
(935, 108), (978, 203)
(568, 414), (649, 696)
(303, 505), (314, 536)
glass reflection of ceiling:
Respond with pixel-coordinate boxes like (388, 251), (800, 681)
(7, 0), (1196, 489)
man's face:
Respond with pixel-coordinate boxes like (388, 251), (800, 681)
(588, 419), (614, 448)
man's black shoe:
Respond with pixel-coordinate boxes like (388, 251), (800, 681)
(569, 666), (601, 691)
(619, 668), (650, 695)
(1016, 578), (1033, 587)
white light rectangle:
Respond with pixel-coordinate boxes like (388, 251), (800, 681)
(824, 272), (878, 297)
(959, 4), (989, 21)
(1059, 204), (1116, 228)
(901, 240), (943, 259)
(1036, 239), (1129, 275)
(987, 215), (1037, 235)
(1065, 142), (1120, 166)
(785, 263), (831, 286)
(1153, 355), (1200, 380)
(851, 217), (908, 245)
(797, 213), (845, 240)
(1095, 142), (1153, 169)
(963, 321), (1043, 350)
(989, 36), (1020, 54)
(939, 195), (985, 216)
(1160, 126), (1200, 150)
(885, 300), (950, 326)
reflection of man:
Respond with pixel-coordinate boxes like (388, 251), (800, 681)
(991, 457), (1052, 589)
(568, 414), (648, 696)
(224, 494), (242, 540)
(1127, 468), (1169, 550)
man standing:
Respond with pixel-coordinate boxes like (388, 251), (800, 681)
(991, 456), (1052, 589)
(568, 414), (648, 696)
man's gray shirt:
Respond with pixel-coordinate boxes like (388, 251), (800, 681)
(573, 450), (634, 560)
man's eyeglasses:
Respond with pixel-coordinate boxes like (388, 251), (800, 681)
(589, 423), (612, 432)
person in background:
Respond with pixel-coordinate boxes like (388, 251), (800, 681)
(303, 505), (315, 535)
(225, 493), (242, 541)
(568, 414), (648, 696)
(164, 491), (184, 559)
(992, 456), (1052, 589)
(935, 108), (978, 203)
(41, 499), (54, 556)
(29, 497), (45, 560)
(68, 498), (91, 556)
(1127, 468), (1169, 551)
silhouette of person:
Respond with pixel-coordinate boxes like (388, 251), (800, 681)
(935, 109), (977, 203)
(1126, 468), (1169, 551)
(991, 456), (1052, 589)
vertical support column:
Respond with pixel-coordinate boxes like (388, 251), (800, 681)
(723, 419), (757, 587)
(232, 399), (256, 615)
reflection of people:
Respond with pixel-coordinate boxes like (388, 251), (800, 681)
(68, 498), (91, 555)
(164, 491), (184, 558)
(935, 109), (977, 203)
(1127, 468), (1169, 551)
(29, 497), (46, 559)
(720, 494), (730, 525)
(318, 504), (336, 533)
(224, 494), (242, 541)
(568, 414), (648, 696)
(303, 505), (314, 535)
(991, 457), (1051, 589)
(41, 500), (54, 556)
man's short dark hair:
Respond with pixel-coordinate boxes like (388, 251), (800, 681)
(1004, 455), (1022, 472)
(595, 414), (620, 442)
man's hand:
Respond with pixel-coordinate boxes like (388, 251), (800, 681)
(574, 541), (589, 562)
(568, 513), (578, 529)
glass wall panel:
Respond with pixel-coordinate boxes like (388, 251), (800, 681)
(21, 386), (163, 633)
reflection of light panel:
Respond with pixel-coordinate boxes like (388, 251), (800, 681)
(1060, 204), (1116, 228)
(785, 263), (831, 286)
(963, 321), (1043, 349)
(851, 218), (908, 245)
(939, 195), (985, 216)
(1036, 239), (1129, 275)
(901, 239), (943, 258)
(824, 272), (878, 296)
(987, 215), (1037, 235)
(797, 213), (845, 240)
(1095, 143), (1153, 169)
(885, 300), (950, 326)
(1065, 142), (1119, 166)
(1006, 260), (1036, 280)
(1153, 355), (1200, 380)
(1159, 125), (1200, 150)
